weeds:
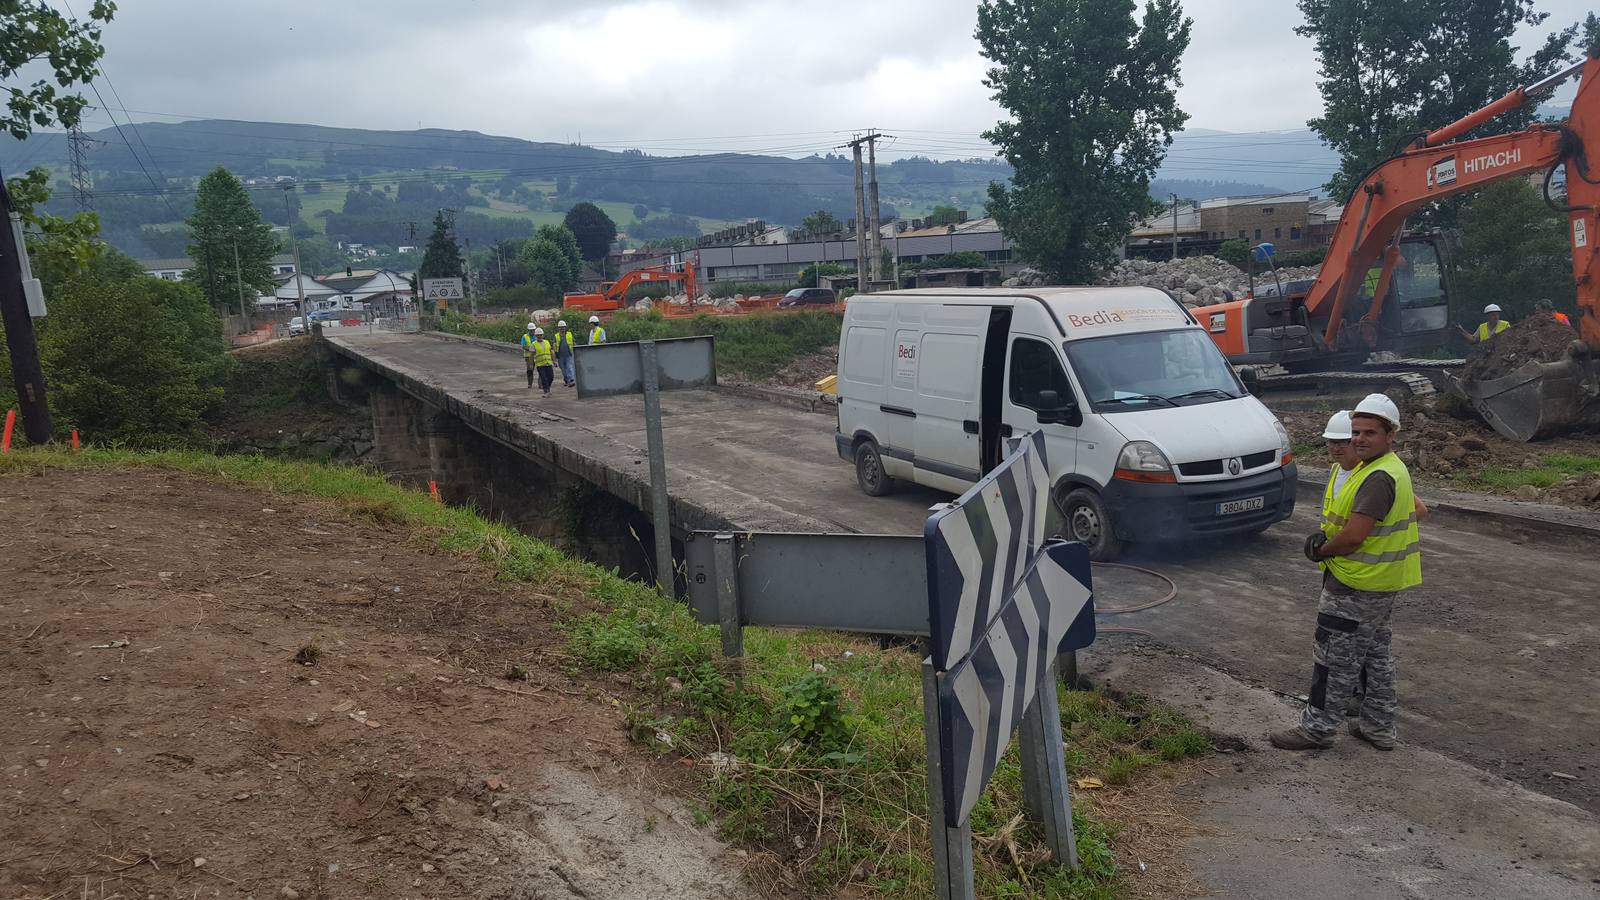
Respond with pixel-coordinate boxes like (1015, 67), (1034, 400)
(1, 446), (1212, 898)
(293, 642), (321, 666)
(1461, 451), (1600, 491)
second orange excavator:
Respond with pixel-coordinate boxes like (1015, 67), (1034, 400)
(562, 262), (698, 312)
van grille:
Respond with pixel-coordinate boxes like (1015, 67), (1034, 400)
(1178, 449), (1278, 477)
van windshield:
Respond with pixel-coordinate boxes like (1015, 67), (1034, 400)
(1063, 328), (1242, 413)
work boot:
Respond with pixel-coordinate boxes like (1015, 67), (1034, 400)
(1348, 721), (1395, 751)
(1269, 727), (1332, 751)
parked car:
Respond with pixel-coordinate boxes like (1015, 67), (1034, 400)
(288, 316), (307, 336)
(778, 287), (837, 308)
(833, 287), (1297, 560)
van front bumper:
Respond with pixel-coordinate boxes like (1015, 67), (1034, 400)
(1101, 463), (1296, 542)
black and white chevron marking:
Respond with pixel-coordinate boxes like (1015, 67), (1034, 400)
(924, 430), (1097, 828)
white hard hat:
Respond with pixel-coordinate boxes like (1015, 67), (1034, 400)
(588, 315), (600, 324)
(1484, 303), (1502, 314)
(1352, 393), (1401, 430)
(1322, 410), (1353, 440)
(527, 322), (537, 330)
(533, 327), (544, 335)
(557, 320), (568, 327)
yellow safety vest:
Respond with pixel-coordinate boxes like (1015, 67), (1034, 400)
(588, 326), (606, 344)
(1475, 320), (1509, 341)
(1320, 464), (1349, 541)
(1324, 452), (1422, 592)
(526, 338), (553, 366)
(552, 331), (575, 352)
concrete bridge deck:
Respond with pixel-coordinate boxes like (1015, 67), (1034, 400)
(324, 331), (1600, 840)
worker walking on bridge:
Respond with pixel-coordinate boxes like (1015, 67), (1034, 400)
(587, 315), (607, 345)
(523, 326), (555, 395)
(1273, 394), (1421, 752)
(1458, 303), (1510, 343)
(552, 320), (577, 387)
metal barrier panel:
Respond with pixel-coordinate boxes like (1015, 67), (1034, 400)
(574, 335), (716, 398)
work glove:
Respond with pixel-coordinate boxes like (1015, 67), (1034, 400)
(1303, 532), (1327, 562)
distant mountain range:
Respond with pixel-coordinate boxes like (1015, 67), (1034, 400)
(1, 119), (1341, 257)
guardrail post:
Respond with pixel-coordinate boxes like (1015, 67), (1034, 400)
(712, 533), (742, 657)
(639, 340), (675, 596)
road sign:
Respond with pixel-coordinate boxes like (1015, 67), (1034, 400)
(574, 336), (716, 593)
(422, 278), (464, 302)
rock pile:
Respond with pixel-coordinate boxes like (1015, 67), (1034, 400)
(1002, 255), (1322, 308)
(1457, 314), (1577, 382)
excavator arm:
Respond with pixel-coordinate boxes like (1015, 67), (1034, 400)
(1311, 55), (1600, 350)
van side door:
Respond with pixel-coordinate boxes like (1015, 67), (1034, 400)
(908, 305), (990, 492)
(1002, 335), (1080, 479)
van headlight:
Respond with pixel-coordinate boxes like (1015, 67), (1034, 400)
(1114, 441), (1176, 483)
(1273, 419), (1294, 465)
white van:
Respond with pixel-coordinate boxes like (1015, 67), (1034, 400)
(834, 287), (1297, 558)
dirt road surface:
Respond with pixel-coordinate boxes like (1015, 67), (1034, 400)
(0, 469), (747, 900)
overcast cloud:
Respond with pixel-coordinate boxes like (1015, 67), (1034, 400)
(64, 0), (1595, 157)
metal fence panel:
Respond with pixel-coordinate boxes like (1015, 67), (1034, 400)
(574, 336), (717, 398)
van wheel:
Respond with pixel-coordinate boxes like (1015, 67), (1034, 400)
(1060, 488), (1122, 561)
(855, 441), (895, 497)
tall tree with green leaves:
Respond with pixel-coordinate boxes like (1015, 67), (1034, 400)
(184, 167), (277, 315)
(516, 239), (574, 301)
(1297, 0), (1579, 203)
(801, 210), (842, 233)
(1453, 179), (1573, 322)
(418, 210), (463, 281)
(976, 0), (1192, 284)
(536, 223), (582, 281)
(1, 0), (116, 139)
(564, 202), (617, 266)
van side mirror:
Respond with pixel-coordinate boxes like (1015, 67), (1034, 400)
(1033, 390), (1080, 426)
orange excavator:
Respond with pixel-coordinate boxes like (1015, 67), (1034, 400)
(1196, 51), (1600, 440)
(562, 262), (698, 312)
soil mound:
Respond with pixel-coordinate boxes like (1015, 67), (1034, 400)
(1458, 314), (1576, 381)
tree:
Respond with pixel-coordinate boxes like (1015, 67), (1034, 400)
(797, 262), (848, 288)
(536, 223), (582, 280)
(925, 205), (963, 227)
(6, 167), (102, 273)
(632, 203), (649, 220)
(418, 210), (463, 281)
(0, 0), (116, 139)
(1453, 179), (1572, 322)
(184, 167), (277, 314)
(976, 0), (1192, 284)
(516, 239), (574, 301)
(1297, 0), (1579, 203)
(801, 210), (842, 234)
(555, 174), (572, 196)
(564, 202), (617, 264)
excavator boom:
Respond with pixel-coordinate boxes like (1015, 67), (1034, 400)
(563, 262), (698, 312)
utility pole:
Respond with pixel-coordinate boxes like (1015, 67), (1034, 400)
(848, 138), (867, 294)
(866, 131), (884, 284)
(1171, 193), (1180, 261)
(281, 182), (306, 335)
(67, 127), (94, 213)
(0, 170), (53, 443)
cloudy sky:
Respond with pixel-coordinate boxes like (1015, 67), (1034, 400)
(65, 0), (1594, 157)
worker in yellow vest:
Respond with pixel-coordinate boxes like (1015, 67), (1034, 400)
(1273, 394), (1420, 752)
(552, 320), (577, 387)
(587, 314), (607, 345)
(521, 325), (555, 395)
(1458, 303), (1510, 343)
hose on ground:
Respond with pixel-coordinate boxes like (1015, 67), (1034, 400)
(1087, 560), (1178, 615)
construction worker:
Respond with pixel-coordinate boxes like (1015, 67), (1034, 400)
(1458, 303), (1509, 343)
(1535, 298), (1572, 327)
(552, 319), (577, 387)
(1273, 394), (1420, 752)
(587, 314), (607, 345)
(525, 326), (555, 395)
(519, 323), (541, 389)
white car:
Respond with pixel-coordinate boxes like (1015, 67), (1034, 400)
(288, 316), (307, 336)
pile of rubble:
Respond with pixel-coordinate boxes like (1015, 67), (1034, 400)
(629, 294), (736, 312)
(1002, 256), (1322, 307)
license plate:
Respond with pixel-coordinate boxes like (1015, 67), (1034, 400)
(1217, 496), (1265, 516)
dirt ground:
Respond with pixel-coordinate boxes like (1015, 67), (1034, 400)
(1459, 314), (1577, 382)
(766, 349), (839, 390)
(0, 469), (748, 900)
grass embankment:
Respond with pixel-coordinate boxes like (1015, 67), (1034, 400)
(0, 447), (1212, 898)
(1461, 452), (1600, 490)
(441, 309), (843, 381)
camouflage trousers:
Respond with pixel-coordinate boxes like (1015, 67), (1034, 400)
(1299, 583), (1398, 743)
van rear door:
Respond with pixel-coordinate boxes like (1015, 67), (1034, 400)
(906, 304), (991, 490)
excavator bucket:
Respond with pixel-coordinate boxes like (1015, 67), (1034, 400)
(1450, 351), (1600, 442)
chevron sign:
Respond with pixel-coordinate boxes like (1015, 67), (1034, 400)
(924, 431), (1097, 827)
